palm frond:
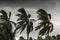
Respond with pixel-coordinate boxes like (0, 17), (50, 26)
(30, 19), (36, 22)
(35, 24), (43, 31)
(16, 13), (27, 21)
(39, 26), (47, 36)
(17, 21), (25, 26)
(10, 21), (16, 26)
(16, 13), (23, 17)
(49, 23), (53, 32)
(17, 17), (27, 21)
(18, 8), (27, 17)
(9, 12), (11, 19)
(37, 9), (47, 15)
(0, 10), (8, 20)
(28, 14), (31, 18)
(14, 25), (21, 33)
(20, 23), (27, 34)
(48, 14), (51, 19)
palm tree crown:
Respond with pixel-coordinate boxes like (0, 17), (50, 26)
(0, 10), (16, 40)
(16, 8), (35, 40)
(35, 9), (53, 36)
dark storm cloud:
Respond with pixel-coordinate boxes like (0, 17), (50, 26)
(0, 0), (56, 8)
(0, 0), (55, 1)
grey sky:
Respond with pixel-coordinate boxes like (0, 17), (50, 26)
(0, 0), (60, 40)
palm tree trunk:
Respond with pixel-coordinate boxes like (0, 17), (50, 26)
(27, 33), (29, 40)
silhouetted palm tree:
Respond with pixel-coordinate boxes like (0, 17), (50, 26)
(16, 8), (35, 40)
(35, 9), (53, 36)
(0, 10), (16, 40)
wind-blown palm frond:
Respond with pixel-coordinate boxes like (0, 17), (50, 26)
(18, 8), (27, 17)
(0, 10), (8, 20)
(49, 23), (53, 32)
(48, 14), (51, 19)
(39, 26), (48, 35)
(27, 14), (31, 18)
(20, 23), (27, 34)
(9, 12), (11, 20)
(10, 21), (16, 26)
(35, 24), (43, 31)
(30, 19), (36, 22)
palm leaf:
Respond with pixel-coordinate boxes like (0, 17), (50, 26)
(10, 21), (16, 26)
(18, 8), (27, 17)
(35, 24), (43, 31)
(20, 23), (27, 34)
(49, 23), (53, 32)
(16, 14), (21, 17)
(0, 10), (8, 20)
(9, 12), (11, 20)
(17, 21), (25, 26)
(17, 17), (27, 21)
(39, 26), (48, 36)
(28, 14), (31, 18)
(37, 9), (47, 15)
(30, 19), (36, 22)
(14, 25), (21, 34)
(48, 14), (51, 19)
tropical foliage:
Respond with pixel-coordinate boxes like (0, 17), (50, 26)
(1, 8), (60, 40)
(35, 9), (53, 36)
(16, 8), (35, 40)
(0, 10), (16, 40)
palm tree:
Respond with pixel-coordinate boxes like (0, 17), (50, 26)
(0, 10), (16, 40)
(35, 9), (53, 36)
(16, 8), (35, 40)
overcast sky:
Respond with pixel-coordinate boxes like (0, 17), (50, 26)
(0, 0), (60, 40)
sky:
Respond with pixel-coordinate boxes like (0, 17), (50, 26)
(0, 0), (60, 40)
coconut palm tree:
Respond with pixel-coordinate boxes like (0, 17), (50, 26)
(35, 9), (53, 36)
(16, 8), (35, 40)
(0, 10), (16, 40)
